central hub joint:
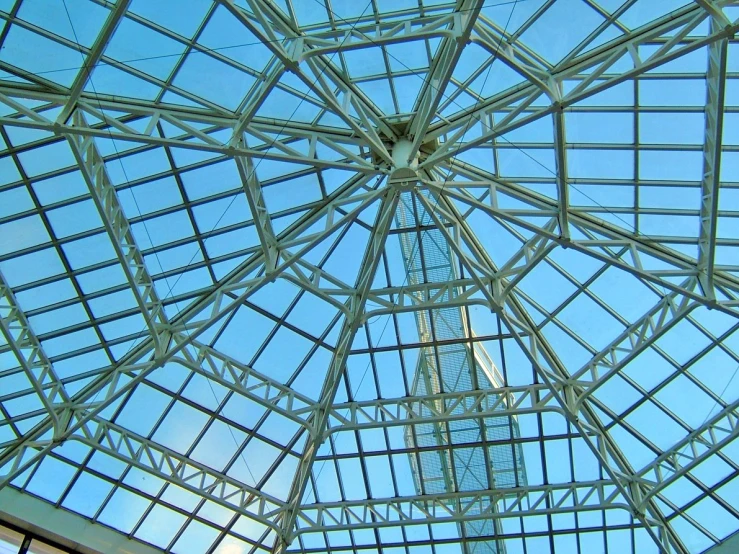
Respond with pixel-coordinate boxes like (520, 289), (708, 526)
(389, 138), (420, 192)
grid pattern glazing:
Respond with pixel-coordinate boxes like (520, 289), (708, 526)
(0, 1), (738, 554)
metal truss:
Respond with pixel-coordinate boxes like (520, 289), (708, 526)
(422, 2), (739, 168)
(0, 271), (71, 440)
(292, 480), (635, 535)
(277, 189), (400, 552)
(0, 86), (379, 173)
(697, 19), (728, 299)
(413, 187), (688, 553)
(1, 1), (739, 554)
(425, 164), (739, 315)
(66, 112), (171, 357)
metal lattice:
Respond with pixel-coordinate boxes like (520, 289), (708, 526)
(0, 2), (738, 554)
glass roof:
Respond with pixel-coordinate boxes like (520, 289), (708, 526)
(1, 0), (739, 553)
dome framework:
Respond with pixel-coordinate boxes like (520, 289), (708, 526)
(1, 1), (739, 553)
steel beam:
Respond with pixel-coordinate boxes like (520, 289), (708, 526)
(406, 0), (483, 160)
(637, 395), (739, 509)
(323, 383), (556, 434)
(70, 415), (285, 528)
(424, 164), (739, 316)
(218, 0), (395, 163)
(292, 480), (634, 534)
(275, 189), (400, 553)
(553, 108), (570, 239)
(56, 0), (131, 124)
(414, 188), (687, 554)
(0, 271), (71, 439)
(421, 4), (738, 168)
(697, 21), (728, 299)
(0, 85), (379, 174)
(235, 153), (280, 272)
(66, 113), (171, 357)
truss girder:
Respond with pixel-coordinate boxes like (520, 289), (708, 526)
(415, 188), (687, 554)
(292, 480), (635, 535)
(0, 175), (383, 487)
(637, 395), (739, 509)
(235, 154), (280, 271)
(697, 22), (728, 299)
(0, 85), (379, 174)
(0, 271), (71, 439)
(421, 4), (738, 168)
(425, 166), (739, 315)
(70, 415), (286, 527)
(276, 189), (401, 552)
(219, 0), (395, 163)
(298, 11), (459, 57)
(406, 0), (483, 160)
(57, 0), (131, 123)
(171, 335), (317, 427)
(324, 383), (556, 433)
(230, 57), (287, 145)
(553, 109), (570, 239)
(0, 0), (737, 551)
(66, 113), (171, 357)
(568, 289), (698, 405)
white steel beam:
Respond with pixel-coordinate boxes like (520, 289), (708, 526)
(70, 415), (285, 528)
(56, 0), (131, 124)
(299, 11), (459, 57)
(424, 164), (739, 315)
(0, 271), (71, 439)
(421, 4), (738, 168)
(0, 85), (380, 174)
(66, 113), (171, 357)
(171, 336), (317, 428)
(218, 0), (395, 163)
(697, 21), (728, 299)
(275, 189), (400, 553)
(235, 153), (280, 272)
(637, 395), (739, 510)
(553, 108), (570, 239)
(0, 174), (383, 487)
(414, 188), (687, 554)
(323, 383), (556, 434)
(406, 0), (483, 160)
(230, 57), (287, 144)
(568, 288), (698, 405)
(292, 480), (636, 534)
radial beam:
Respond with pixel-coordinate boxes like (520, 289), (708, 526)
(275, 189), (400, 553)
(0, 175), (383, 488)
(421, 4), (738, 168)
(66, 113), (171, 357)
(406, 0), (483, 160)
(415, 187), (687, 554)
(0, 85), (379, 174)
(218, 0), (395, 163)
(697, 22), (728, 299)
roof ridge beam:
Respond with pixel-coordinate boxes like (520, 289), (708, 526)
(698, 20), (728, 299)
